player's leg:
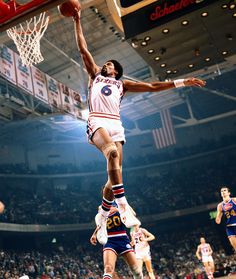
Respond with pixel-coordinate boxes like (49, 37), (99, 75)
(209, 260), (215, 273)
(92, 128), (121, 244)
(123, 252), (143, 279)
(92, 128), (122, 186)
(228, 236), (236, 251)
(103, 141), (123, 199)
(103, 249), (117, 279)
(204, 262), (213, 279)
(101, 139), (140, 228)
(209, 260), (215, 278)
(144, 260), (155, 279)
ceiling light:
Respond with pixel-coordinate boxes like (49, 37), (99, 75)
(221, 4), (228, 8)
(201, 12), (208, 17)
(173, 70), (178, 74)
(160, 63), (166, 68)
(205, 57), (210, 62)
(141, 41), (147, 46)
(222, 51), (228, 55)
(162, 28), (169, 34)
(188, 64), (194, 68)
(166, 70), (172, 74)
(181, 20), (189, 26)
(229, 3), (236, 9)
(144, 36), (151, 41)
(131, 38), (139, 48)
(233, 12), (236, 17)
(148, 49), (154, 54)
(154, 56), (160, 61)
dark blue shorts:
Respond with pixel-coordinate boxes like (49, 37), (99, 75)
(103, 236), (133, 255)
(226, 225), (236, 237)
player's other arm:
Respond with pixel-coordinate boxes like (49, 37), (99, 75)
(215, 203), (223, 224)
(130, 231), (135, 247)
(73, 11), (100, 79)
(142, 228), (155, 242)
(90, 226), (100, 245)
(123, 78), (206, 93)
(196, 245), (201, 260)
(208, 244), (213, 255)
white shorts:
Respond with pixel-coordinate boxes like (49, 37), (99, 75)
(87, 116), (126, 144)
(135, 246), (151, 261)
(202, 255), (214, 263)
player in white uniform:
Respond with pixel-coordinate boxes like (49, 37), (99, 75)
(73, 10), (206, 245)
(196, 237), (215, 279)
(131, 224), (156, 279)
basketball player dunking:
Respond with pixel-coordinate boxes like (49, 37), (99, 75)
(196, 237), (215, 279)
(91, 203), (143, 279)
(130, 225), (156, 279)
(73, 9), (206, 245)
(216, 186), (236, 251)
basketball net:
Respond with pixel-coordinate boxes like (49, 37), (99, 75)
(6, 12), (50, 66)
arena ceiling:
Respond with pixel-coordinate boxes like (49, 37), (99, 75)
(0, 0), (236, 125)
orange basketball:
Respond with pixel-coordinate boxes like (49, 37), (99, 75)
(58, 0), (81, 17)
(0, 201), (5, 214)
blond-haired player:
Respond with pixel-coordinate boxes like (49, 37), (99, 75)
(131, 224), (156, 279)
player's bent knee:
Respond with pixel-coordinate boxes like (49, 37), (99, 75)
(102, 143), (119, 161)
(104, 263), (114, 274)
(130, 265), (143, 279)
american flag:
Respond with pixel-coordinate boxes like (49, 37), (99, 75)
(152, 109), (176, 149)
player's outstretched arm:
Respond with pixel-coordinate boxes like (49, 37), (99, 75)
(215, 203), (223, 224)
(73, 10), (100, 79)
(123, 77), (206, 93)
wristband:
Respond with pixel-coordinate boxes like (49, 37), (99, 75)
(174, 79), (185, 88)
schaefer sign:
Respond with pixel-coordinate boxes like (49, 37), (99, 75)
(122, 0), (218, 39)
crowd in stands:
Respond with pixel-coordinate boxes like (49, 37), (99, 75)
(0, 223), (235, 279)
(0, 146), (235, 225)
(0, 132), (235, 175)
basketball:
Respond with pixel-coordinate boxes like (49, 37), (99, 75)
(0, 201), (5, 214)
(58, 0), (81, 17)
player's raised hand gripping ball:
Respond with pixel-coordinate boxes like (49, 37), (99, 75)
(0, 201), (5, 214)
(58, 0), (81, 17)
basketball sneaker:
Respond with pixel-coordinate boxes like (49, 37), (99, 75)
(119, 204), (141, 228)
(95, 212), (108, 245)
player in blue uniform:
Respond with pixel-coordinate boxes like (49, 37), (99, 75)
(216, 186), (236, 251)
(90, 204), (143, 279)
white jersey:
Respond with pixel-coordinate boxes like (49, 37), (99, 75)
(132, 228), (149, 251)
(200, 243), (212, 257)
(88, 74), (124, 120)
(132, 228), (151, 261)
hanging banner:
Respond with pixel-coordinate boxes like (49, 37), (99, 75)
(15, 53), (33, 95)
(0, 45), (17, 85)
(71, 89), (83, 118)
(60, 83), (74, 115)
(46, 74), (62, 109)
(31, 66), (48, 103)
